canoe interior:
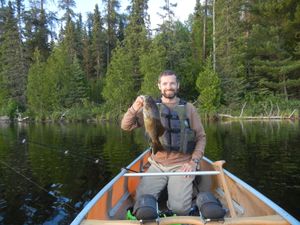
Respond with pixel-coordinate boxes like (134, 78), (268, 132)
(79, 150), (292, 225)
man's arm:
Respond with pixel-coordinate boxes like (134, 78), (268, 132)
(188, 103), (206, 160)
(121, 96), (144, 131)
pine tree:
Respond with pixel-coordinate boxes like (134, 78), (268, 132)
(82, 27), (93, 79)
(247, 0), (300, 100)
(75, 13), (84, 63)
(102, 45), (135, 116)
(191, 0), (213, 66)
(0, 1), (27, 108)
(66, 57), (89, 106)
(196, 57), (221, 113)
(23, 4), (50, 62)
(27, 49), (47, 115)
(191, 0), (205, 66)
(214, 0), (247, 105)
(156, 0), (177, 69)
(42, 46), (66, 111)
(140, 40), (166, 98)
(91, 4), (105, 78)
(64, 18), (77, 58)
(58, 0), (76, 23)
(103, 0), (120, 65)
(123, 0), (150, 92)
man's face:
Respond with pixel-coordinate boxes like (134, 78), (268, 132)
(158, 75), (179, 99)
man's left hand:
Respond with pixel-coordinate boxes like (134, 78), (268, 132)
(179, 161), (197, 177)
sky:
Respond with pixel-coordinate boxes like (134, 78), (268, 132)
(48, 0), (197, 30)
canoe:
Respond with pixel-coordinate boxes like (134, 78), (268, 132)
(71, 149), (299, 225)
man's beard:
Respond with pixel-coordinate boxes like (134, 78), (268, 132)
(162, 89), (177, 99)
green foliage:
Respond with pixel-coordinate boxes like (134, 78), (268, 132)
(65, 57), (89, 107)
(1, 0), (300, 120)
(215, 0), (247, 105)
(140, 40), (166, 98)
(0, 2), (27, 107)
(91, 4), (106, 78)
(123, 0), (150, 92)
(0, 98), (18, 118)
(102, 45), (135, 117)
(196, 58), (221, 113)
(89, 77), (104, 104)
(27, 49), (48, 116)
(247, 1), (300, 100)
(43, 45), (69, 110)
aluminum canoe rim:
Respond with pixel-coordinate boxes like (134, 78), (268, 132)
(71, 149), (299, 225)
(70, 149), (150, 225)
(203, 157), (299, 225)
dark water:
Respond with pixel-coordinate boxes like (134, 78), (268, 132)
(0, 120), (299, 224)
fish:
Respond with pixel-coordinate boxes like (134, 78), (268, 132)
(142, 96), (165, 154)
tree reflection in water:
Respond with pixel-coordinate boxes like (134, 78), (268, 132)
(0, 120), (299, 224)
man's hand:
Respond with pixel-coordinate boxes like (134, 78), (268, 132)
(131, 96), (144, 112)
(179, 161), (197, 177)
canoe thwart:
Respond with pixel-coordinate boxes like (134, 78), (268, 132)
(123, 171), (220, 177)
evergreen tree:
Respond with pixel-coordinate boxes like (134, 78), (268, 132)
(23, 3), (50, 62)
(91, 4), (105, 78)
(247, 0), (300, 100)
(27, 49), (47, 116)
(66, 57), (89, 106)
(123, 0), (150, 92)
(156, 0), (177, 68)
(140, 40), (166, 98)
(103, 0), (120, 65)
(191, 0), (213, 66)
(215, 0), (247, 105)
(0, 1), (27, 108)
(75, 13), (84, 63)
(42, 45), (67, 111)
(102, 45), (135, 116)
(196, 57), (221, 113)
(191, 0), (204, 66)
(63, 18), (77, 58)
(82, 27), (93, 79)
(116, 13), (126, 42)
(58, 0), (76, 22)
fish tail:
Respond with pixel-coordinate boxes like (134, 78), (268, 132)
(152, 141), (163, 154)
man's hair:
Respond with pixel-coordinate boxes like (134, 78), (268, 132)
(158, 70), (179, 83)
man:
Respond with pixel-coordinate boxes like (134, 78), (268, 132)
(121, 70), (206, 215)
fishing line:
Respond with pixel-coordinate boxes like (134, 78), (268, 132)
(0, 132), (102, 164)
(26, 138), (103, 164)
(0, 160), (78, 212)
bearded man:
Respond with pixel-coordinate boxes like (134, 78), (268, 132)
(121, 70), (206, 215)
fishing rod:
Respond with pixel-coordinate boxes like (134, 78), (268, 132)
(0, 132), (103, 164)
(0, 160), (78, 212)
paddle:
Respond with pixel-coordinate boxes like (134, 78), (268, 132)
(212, 160), (237, 218)
(123, 171), (220, 177)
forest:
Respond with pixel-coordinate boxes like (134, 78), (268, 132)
(0, 0), (299, 121)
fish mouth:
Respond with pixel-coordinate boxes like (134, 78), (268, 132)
(140, 95), (150, 101)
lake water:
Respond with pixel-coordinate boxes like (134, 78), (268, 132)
(0, 120), (299, 224)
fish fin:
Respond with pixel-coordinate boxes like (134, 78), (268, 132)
(152, 141), (164, 155)
(156, 121), (165, 137)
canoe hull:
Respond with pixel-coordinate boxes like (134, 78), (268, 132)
(71, 149), (299, 225)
